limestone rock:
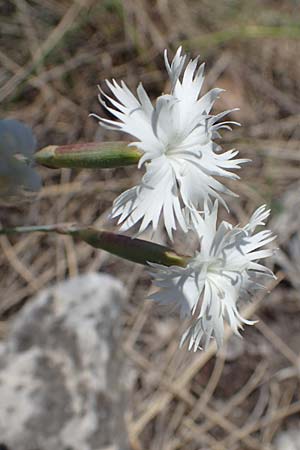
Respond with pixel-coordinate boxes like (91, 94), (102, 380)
(0, 273), (132, 450)
(275, 427), (300, 450)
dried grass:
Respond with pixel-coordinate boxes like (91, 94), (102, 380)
(1, 0), (300, 448)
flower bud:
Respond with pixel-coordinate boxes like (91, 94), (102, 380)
(34, 142), (141, 169)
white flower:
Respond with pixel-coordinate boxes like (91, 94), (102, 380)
(93, 47), (247, 239)
(150, 202), (276, 350)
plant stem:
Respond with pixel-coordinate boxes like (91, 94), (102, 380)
(0, 224), (188, 268)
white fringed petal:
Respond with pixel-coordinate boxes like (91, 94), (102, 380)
(112, 156), (188, 239)
(164, 46), (186, 88)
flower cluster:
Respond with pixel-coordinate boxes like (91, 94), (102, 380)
(96, 47), (275, 350)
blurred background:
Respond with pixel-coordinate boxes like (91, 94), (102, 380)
(1, 1), (300, 449)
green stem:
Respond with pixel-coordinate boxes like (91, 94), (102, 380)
(34, 142), (142, 169)
(0, 224), (61, 234)
(0, 224), (188, 268)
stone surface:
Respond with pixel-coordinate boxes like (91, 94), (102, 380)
(0, 273), (132, 450)
(275, 427), (300, 450)
(271, 182), (300, 290)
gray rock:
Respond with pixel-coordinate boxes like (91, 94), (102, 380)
(275, 427), (300, 450)
(271, 182), (300, 290)
(0, 273), (132, 450)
